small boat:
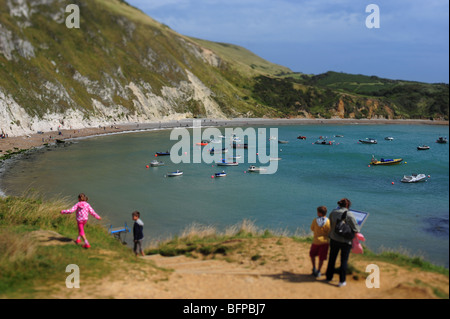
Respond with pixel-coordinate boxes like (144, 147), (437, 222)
(156, 151), (170, 156)
(315, 139), (334, 145)
(228, 155), (241, 160)
(334, 135), (344, 138)
(417, 145), (430, 151)
(436, 137), (448, 144)
(167, 170), (183, 177)
(269, 136), (277, 141)
(209, 147), (228, 154)
(370, 156), (403, 166)
(150, 160), (164, 167)
(210, 139), (222, 144)
(248, 165), (267, 173)
(385, 137), (394, 141)
(278, 140), (289, 144)
(401, 174), (427, 183)
(196, 140), (209, 146)
(215, 171), (227, 177)
(297, 136), (306, 140)
(269, 157), (282, 161)
(217, 161), (238, 166)
(232, 143), (248, 149)
(359, 138), (377, 144)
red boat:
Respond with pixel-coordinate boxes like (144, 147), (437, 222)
(297, 136), (306, 140)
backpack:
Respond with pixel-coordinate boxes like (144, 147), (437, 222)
(335, 210), (355, 240)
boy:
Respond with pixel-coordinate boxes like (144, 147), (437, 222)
(132, 211), (145, 257)
(309, 206), (330, 278)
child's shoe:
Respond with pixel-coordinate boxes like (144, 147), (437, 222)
(83, 244), (91, 249)
(75, 239), (81, 244)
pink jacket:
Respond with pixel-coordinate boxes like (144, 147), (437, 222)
(61, 201), (101, 222)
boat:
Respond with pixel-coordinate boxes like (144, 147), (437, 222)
(297, 136), (306, 140)
(232, 142), (248, 149)
(269, 157), (282, 161)
(167, 170), (183, 177)
(401, 174), (427, 183)
(417, 145), (430, 150)
(156, 151), (170, 156)
(334, 135), (344, 138)
(385, 137), (394, 141)
(278, 140), (289, 144)
(210, 138), (222, 144)
(248, 165), (267, 173)
(359, 138), (377, 144)
(196, 140), (209, 146)
(228, 155), (241, 160)
(217, 161), (238, 166)
(150, 160), (164, 167)
(315, 139), (334, 145)
(215, 171), (227, 177)
(370, 156), (403, 166)
(436, 137), (448, 144)
(209, 147), (228, 154)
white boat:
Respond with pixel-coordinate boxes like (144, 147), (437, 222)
(209, 147), (228, 154)
(150, 160), (164, 167)
(359, 138), (377, 144)
(167, 170), (183, 177)
(210, 138), (222, 144)
(215, 171), (227, 177)
(248, 165), (267, 173)
(217, 161), (238, 166)
(401, 174), (427, 183)
(269, 157), (282, 161)
(228, 155), (241, 160)
(385, 137), (394, 141)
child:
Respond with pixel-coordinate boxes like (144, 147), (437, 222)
(309, 206), (330, 278)
(132, 211), (145, 257)
(61, 193), (101, 249)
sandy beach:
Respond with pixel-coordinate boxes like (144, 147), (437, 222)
(1, 118), (448, 157)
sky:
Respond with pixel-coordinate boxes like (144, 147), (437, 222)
(126, 0), (449, 83)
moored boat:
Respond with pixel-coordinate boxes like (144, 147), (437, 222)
(436, 137), (448, 144)
(297, 136), (306, 140)
(209, 147), (228, 154)
(167, 170), (183, 177)
(417, 145), (430, 150)
(156, 151), (170, 156)
(370, 156), (403, 165)
(359, 138), (377, 144)
(385, 137), (394, 141)
(248, 165), (267, 173)
(215, 171), (227, 177)
(278, 140), (289, 144)
(401, 174), (427, 183)
(150, 160), (164, 167)
(217, 161), (238, 166)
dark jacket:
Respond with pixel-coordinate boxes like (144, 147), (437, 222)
(133, 218), (144, 241)
(328, 207), (359, 245)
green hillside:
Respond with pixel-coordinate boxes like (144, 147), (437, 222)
(0, 0), (448, 137)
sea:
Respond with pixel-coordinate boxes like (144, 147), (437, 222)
(1, 123), (449, 267)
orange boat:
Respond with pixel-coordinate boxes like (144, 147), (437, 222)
(196, 140), (209, 146)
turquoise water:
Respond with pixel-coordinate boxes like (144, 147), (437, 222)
(2, 124), (449, 267)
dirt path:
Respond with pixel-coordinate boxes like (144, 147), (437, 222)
(51, 237), (448, 299)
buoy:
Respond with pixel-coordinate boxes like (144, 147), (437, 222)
(146, 165), (149, 168)
(368, 165), (371, 167)
(155, 154), (157, 157)
(404, 162), (407, 164)
(244, 171), (246, 173)
(392, 182), (395, 185)
(211, 175), (214, 179)
(428, 175), (431, 178)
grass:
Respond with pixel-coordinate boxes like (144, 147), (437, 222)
(1, 195), (448, 298)
(0, 194), (138, 297)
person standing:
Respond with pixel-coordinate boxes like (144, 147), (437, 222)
(309, 206), (330, 278)
(325, 198), (359, 287)
(132, 211), (145, 257)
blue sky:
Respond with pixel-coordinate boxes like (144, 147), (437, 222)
(127, 0), (449, 83)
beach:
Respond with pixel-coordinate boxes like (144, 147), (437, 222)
(1, 118), (447, 157)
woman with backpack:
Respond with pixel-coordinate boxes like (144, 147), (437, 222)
(325, 198), (360, 287)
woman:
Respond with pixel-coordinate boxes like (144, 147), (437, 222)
(325, 198), (359, 287)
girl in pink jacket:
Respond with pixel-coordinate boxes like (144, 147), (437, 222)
(61, 193), (102, 248)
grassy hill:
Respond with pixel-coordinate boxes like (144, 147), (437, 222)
(0, 0), (448, 138)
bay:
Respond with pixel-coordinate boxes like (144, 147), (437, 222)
(2, 124), (449, 267)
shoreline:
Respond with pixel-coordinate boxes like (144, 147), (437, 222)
(1, 118), (448, 157)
